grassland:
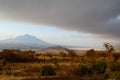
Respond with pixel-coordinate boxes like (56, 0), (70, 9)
(0, 43), (119, 80)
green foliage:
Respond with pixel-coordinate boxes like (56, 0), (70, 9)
(72, 64), (91, 76)
(0, 65), (3, 72)
(40, 65), (56, 76)
(67, 50), (76, 57)
(112, 53), (120, 62)
(86, 49), (96, 57)
(0, 50), (16, 62)
(5, 67), (12, 76)
(0, 59), (7, 66)
(52, 58), (59, 67)
(114, 71), (120, 80)
(59, 51), (67, 57)
(0, 49), (35, 62)
(90, 61), (107, 74)
(2, 59), (7, 66)
(103, 72), (110, 79)
(110, 62), (120, 72)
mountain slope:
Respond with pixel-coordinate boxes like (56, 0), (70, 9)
(39, 46), (70, 55)
(0, 34), (51, 50)
(42, 46), (69, 51)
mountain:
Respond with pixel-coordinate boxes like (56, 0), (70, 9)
(39, 46), (70, 55)
(42, 46), (69, 51)
(0, 34), (52, 50)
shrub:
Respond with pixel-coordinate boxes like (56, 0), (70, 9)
(86, 49), (96, 57)
(72, 64), (90, 76)
(103, 42), (114, 54)
(91, 61), (107, 74)
(110, 62), (120, 72)
(103, 72), (110, 79)
(25, 67), (40, 72)
(0, 66), (3, 75)
(67, 50), (77, 58)
(0, 49), (35, 62)
(0, 66), (3, 71)
(5, 67), (12, 76)
(0, 59), (7, 66)
(40, 65), (56, 76)
(59, 52), (67, 57)
(112, 53), (120, 62)
(114, 71), (120, 80)
(0, 51), (16, 62)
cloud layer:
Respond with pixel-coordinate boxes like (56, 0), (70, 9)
(0, 0), (120, 39)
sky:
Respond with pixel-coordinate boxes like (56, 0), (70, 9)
(0, 0), (120, 48)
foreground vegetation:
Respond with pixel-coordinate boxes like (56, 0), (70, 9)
(0, 43), (120, 80)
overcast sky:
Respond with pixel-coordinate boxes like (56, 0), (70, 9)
(0, 0), (120, 48)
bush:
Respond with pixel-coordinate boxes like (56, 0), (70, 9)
(25, 67), (40, 72)
(86, 49), (96, 57)
(110, 62), (120, 72)
(5, 67), (12, 76)
(0, 66), (3, 75)
(72, 64), (91, 76)
(90, 61), (107, 74)
(40, 65), (56, 76)
(114, 71), (120, 80)
(112, 53), (120, 62)
(103, 72), (110, 79)
(0, 49), (35, 62)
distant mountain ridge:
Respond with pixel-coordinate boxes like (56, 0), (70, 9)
(0, 34), (52, 50)
(0, 34), (84, 50)
(42, 46), (69, 51)
(1, 34), (47, 44)
(39, 46), (70, 55)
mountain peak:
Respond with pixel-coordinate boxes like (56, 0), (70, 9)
(16, 34), (35, 39)
(14, 34), (47, 44)
(22, 34), (37, 38)
(0, 34), (51, 50)
(23, 34), (32, 37)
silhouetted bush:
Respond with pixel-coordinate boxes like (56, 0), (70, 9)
(114, 71), (120, 80)
(59, 51), (67, 57)
(0, 50), (16, 62)
(40, 65), (56, 76)
(110, 62), (120, 72)
(0, 49), (35, 62)
(104, 42), (114, 54)
(5, 67), (12, 76)
(97, 51), (108, 57)
(103, 72), (110, 79)
(112, 53), (120, 62)
(86, 49), (96, 57)
(72, 64), (91, 76)
(0, 66), (3, 75)
(67, 50), (77, 57)
(25, 67), (40, 72)
(90, 61), (107, 74)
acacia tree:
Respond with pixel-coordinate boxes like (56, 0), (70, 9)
(103, 42), (114, 54)
(103, 42), (114, 63)
(59, 51), (66, 57)
(67, 50), (77, 60)
(59, 51), (67, 60)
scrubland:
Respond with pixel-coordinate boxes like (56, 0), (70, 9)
(0, 43), (120, 80)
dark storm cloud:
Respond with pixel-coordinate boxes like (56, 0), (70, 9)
(0, 0), (120, 38)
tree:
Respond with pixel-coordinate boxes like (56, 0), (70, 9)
(103, 42), (114, 54)
(59, 51), (67, 57)
(86, 49), (95, 57)
(67, 50), (76, 59)
(40, 65), (56, 76)
(103, 42), (114, 63)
